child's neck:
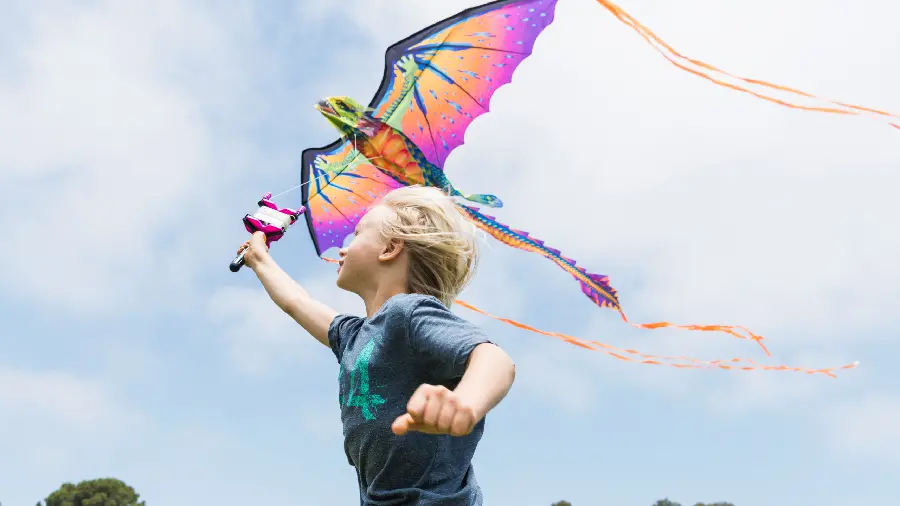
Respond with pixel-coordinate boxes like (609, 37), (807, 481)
(362, 282), (409, 318)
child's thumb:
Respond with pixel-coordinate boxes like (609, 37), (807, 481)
(391, 413), (416, 436)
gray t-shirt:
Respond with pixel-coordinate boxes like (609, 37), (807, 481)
(328, 293), (493, 505)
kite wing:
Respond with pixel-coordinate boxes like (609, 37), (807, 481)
(368, 0), (559, 169)
(300, 140), (405, 256)
(300, 0), (559, 256)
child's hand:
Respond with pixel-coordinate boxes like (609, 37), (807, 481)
(391, 384), (479, 437)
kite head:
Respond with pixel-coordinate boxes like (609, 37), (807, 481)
(316, 96), (376, 136)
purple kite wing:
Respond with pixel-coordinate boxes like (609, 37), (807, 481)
(368, 0), (559, 169)
(300, 140), (404, 256)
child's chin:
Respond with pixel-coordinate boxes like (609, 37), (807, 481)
(335, 272), (351, 291)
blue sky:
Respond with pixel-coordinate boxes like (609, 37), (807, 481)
(2, 0), (899, 505)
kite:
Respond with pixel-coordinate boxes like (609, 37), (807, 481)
(231, 0), (873, 377)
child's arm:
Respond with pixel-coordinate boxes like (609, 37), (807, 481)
(392, 343), (515, 437)
(454, 342), (516, 420)
(240, 231), (337, 347)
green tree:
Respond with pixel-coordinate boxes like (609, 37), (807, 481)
(551, 501), (572, 506)
(693, 503), (735, 506)
(38, 478), (145, 506)
(653, 499), (682, 506)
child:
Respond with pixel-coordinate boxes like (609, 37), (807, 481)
(237, 185), (516, 505)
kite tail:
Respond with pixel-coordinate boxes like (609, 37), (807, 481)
(319, 256), (855, 376)
(457, 204), (621, 309)
(456, 203), (770, 356)
(454, 300), (858, 378)
(594, 0), (900, 131)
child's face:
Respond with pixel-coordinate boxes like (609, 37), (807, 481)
(336, 205), (395, 293)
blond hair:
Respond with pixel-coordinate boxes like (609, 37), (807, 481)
(376, 186), (479, 307)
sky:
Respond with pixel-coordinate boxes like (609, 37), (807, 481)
(1, 0), (899, 504)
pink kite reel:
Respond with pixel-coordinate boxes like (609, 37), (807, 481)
(230, 193), (305, 272)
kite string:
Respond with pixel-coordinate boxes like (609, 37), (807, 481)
(269, 181), (307, 200)
(267, 134), (388, 202)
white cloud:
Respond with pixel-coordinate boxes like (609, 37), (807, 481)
(0, 365), (138, 431)
(0, 1), (258, 313)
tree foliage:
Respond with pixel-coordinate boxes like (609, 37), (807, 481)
(551, 501), (572, 506)
(38, 478), (145, 506)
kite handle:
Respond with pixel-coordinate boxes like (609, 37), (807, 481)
(230, 251), (247, 272)
(229, 193), (305, 273)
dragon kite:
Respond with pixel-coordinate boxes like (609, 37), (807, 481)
(232, 0), (886, 377)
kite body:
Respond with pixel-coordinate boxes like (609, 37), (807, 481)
(296, 0), (630, 315)
(295, 0), (618, 310)
(301, 0), (560, 251)
(314, 96), (502, 208)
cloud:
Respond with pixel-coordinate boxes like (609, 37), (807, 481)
(0, 0), (261, 314)
(0, 365), (138, 431)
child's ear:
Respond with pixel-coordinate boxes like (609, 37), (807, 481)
(379, 239), (404, 261)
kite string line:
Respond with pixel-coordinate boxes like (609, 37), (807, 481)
(594, 0), (900, 128)
(316, 257), (859, 377)
(268, 134), (388, 201)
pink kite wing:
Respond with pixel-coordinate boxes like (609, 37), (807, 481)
(368, 0), (559, 169)
(300, 140), (404, 256)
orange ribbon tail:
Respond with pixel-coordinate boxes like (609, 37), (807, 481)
(454, 300), (857, 378)
(594, 0), (900, 129)
(619, 310), (771, 357)
(319, 256), (856, 377)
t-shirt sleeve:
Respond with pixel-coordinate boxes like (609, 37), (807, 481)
(408, 296), (493, 382)
(328, 313), (362, 362)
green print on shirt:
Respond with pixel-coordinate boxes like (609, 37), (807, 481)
(344, 338), (386, 421)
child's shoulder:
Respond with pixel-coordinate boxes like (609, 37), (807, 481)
(376, 293), (465, 327)
(381, 293), (445, 317)
(388, 293), (480, 331)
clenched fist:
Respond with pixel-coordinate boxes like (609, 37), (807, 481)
(392, 384), (480, 437)
(236, 231), (269, 269)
